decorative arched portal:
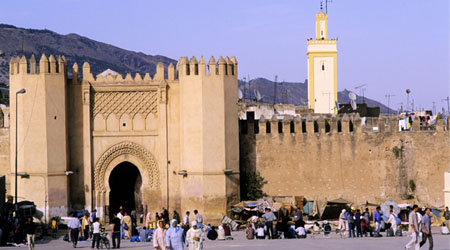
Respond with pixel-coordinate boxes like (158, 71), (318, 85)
(108, 162), (141, 216)
(94, 142), (160, 220)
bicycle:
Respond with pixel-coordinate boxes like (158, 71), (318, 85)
(99, 228), (110, 249)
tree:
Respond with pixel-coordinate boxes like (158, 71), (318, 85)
(243, 170), (267, 200)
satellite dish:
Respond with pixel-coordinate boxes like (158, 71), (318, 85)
(348, 92), (357, 101)
(238, 89), (243, 100)
(254, 89), (263, 102)
(350, 100), (357, 110)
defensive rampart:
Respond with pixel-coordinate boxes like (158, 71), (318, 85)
(240, 114), (450, 208)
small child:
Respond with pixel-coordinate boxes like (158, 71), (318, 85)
(256, 225), (265, 239)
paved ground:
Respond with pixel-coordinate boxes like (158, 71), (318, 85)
(3, 228), (449, 249)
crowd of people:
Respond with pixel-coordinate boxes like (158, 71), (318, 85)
(2, 200), (450, 249)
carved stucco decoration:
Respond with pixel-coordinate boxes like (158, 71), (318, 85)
(92, 91), (158, 118)
(94, 141), (159, 193)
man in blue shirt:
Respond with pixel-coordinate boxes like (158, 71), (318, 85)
(419, 208), (433, 250)
(262, 208), (276, 239)
(373, 206), (381, 236)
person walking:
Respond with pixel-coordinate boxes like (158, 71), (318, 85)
(146, 212), (152, 229)
(193, 210), (203, 229)
(117, 209), (124, 239)
(262, 208), (276, 239)
(67, 216), (81, 248)
(444, 207), (450, 232)
(23, 217), (36, 250)
(183, 211), (190, 232)
(419, 208), (433, 250)
(166, 219), (185, 250)
(186, 221), (204, 250)
(405, 205), (420, 250)
(111, 213), (121, 249)
(81, 214), (90, 240)
(153, 220), (166, 250)
(338, 209), (347, 236)
(387, 210), (398, 235)
(173, 211), (181, 224)
(373, 206), (381, 236)
(91, 218), (101, 249)
(354, 209), (363, 237)
(347, 210), (355, 238)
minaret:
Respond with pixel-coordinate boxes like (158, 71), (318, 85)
(307, 6), (338, 114)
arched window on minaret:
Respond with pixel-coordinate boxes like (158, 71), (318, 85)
(322, 63), (325, 71)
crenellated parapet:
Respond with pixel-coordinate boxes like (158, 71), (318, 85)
(177, 56), (237, 77)
(240, 112), (449, 136)
(9, 54), (67, 76)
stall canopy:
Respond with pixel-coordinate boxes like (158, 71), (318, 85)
(320, 198), (352, 220)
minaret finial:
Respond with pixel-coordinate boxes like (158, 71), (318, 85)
(320, 1), (323, 11)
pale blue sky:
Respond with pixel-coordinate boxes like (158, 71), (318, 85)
(2, 0), (449, 111)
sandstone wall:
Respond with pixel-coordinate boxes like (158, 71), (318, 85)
(240, 117), (450, 208)
(0, 128), (10, 194)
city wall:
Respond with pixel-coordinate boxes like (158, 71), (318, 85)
(240, 114), (450, 208)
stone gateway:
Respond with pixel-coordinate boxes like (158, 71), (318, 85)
(7, 55), (240, 223)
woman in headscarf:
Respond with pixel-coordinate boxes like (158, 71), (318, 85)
(122, 212), (132, 239)
(217, 225), (225, 240)
(153, 220), (166, 250)
(186, 221), (204, 250)
(166, 219), (185, 250)
(145, 212), (152, 229)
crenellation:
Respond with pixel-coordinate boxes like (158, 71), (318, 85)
(9, 57), (16, 75)
(105, 74), (115, 83)
(115, 74), (124, 82)
(134, 73), (143, 82)
(154, 62), (165, 81)
(167, 64), (175, 80)
(30, 55), (36, 74)
(189, 56), (198, 76)
(143, 73), (152, 81)
(225, 56), (233, 76)
(82, 61), (94, 81)
(230, 56), (238, 76)
(207, 56), (217, 76)
(49, 55), (57, 73)
(124, 73), (133, 82)
(57, 56), (66, 74)
(72, 63), (78, 83)
(198, 56), (206, 76)
(19, 55), (27, 74)
(40, 54), (49, 74)
(95, 74), (105, 83)
(218, 56), (227, 75)
(14, 56), (20, 74)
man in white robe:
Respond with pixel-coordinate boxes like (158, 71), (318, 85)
(186, 221), (204, 250)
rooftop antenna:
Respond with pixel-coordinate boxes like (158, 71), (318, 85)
(238, 89), (244, 102)
(325, 0), (333, 14)
(282, 89), (290, 104)
(273, 75), (278, 105)
(254, 89), (264, 103)
(442, 96), (450, 115)
(354, 84), (367, 104)
(406, 89), (411, 112)
(385, 94), (396, 115)
(349, 91), (357, 111)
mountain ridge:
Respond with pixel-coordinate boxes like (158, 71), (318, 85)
(0, 24), (393, 113)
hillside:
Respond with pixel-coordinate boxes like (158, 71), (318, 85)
(0, 24), (393, 113)
(239, 78), (394, 114)
(0, 24), (176, 84)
